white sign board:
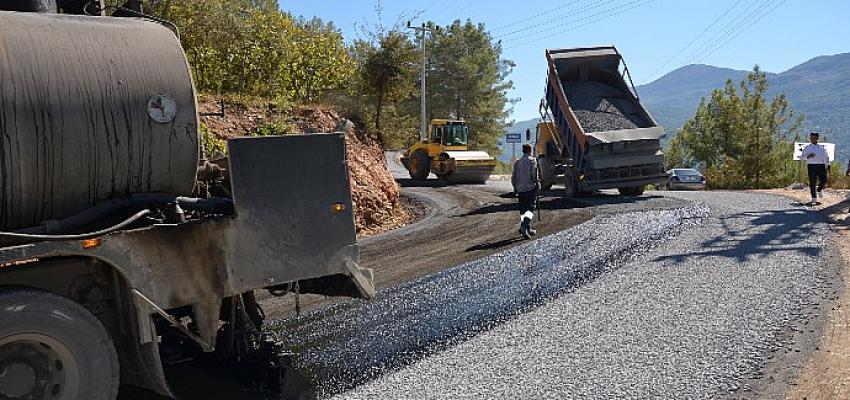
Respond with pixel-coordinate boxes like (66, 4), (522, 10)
(793, 142), (835, 162)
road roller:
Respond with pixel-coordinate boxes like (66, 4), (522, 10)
(0, 2), (374, 399)
(401, 119), (497, 184)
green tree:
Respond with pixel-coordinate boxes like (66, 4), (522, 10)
(419, 19), (516, 154)
(671, 66), (802, 189)
(353, 30), (418, 144)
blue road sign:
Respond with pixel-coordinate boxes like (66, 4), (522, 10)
(506, 133), (522, 143)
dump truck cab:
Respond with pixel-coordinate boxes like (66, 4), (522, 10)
(402, 119), (497, 184)
(537, 45), (667, 197)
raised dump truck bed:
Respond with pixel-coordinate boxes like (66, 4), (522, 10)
(536, 45), (667, 196)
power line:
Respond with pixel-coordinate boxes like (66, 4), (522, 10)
(431, 0), (466, 21)
(456, 0), (482, 16)
(490, 0), (591, 32)
(642, 0), (745, 83)
(695, 0), (788, 64)
(420, 0), (442, 15)
(496, 0), (620, 40)
(502, 0), (654, 46)
(676, 0), (769, 69)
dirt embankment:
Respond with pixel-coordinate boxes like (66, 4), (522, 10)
(198, 96), (412, 236)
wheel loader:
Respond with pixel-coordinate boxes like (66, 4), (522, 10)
(401, 119), (497, 184)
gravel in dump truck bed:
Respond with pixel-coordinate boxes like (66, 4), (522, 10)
(564, 81), (651, 133)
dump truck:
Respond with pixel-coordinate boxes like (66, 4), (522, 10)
(401, 119), (497, 184)
(0, 3), (374, 399)
(536, 46), (667, 196)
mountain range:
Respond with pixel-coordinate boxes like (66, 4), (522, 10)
(504, 52), (850, 163)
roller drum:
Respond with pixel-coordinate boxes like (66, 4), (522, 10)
(0, 11), (199, 231)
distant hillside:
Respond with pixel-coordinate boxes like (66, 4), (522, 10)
(637, 53), (850, 162)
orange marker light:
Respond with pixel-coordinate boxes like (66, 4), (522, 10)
(81, 239), (102, 249)
(331, 203), (346, 214)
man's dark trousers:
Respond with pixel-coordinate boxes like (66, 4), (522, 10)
(518, 190), (536, 230)
(808, 164), (827, 199)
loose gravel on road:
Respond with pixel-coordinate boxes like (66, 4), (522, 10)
(270, 191), (840, 399)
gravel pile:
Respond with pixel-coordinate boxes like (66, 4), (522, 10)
(322, 191), (838, 399)
(269, 203), (708, 397)
(563, 81), (650, 133)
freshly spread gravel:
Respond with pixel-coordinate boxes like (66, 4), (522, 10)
(272, 191), (837, 399)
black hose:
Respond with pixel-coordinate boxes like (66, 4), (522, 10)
(0, 209), (152, 241)
(15, 193), (177, 235)
(13, 193), (234, 235)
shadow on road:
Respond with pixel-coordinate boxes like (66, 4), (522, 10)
(462, 192), (664, 216)
(655, 208), (824, 264)
(466, 236), (525, 252)
(395, 178), (451, 188)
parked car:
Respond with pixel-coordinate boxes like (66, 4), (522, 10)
(666, 168), (707, 190)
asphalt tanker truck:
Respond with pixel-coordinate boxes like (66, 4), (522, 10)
(535, 46), (667, 196)
(0, 2), (374, 398)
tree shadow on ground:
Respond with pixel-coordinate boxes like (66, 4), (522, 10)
(655, 208), (824, 264)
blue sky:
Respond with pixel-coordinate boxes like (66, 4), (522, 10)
(280, 0), (849, 121)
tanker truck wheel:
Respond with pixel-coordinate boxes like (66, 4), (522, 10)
(408, 150), (431, 181)
(0, 288), (119, 400)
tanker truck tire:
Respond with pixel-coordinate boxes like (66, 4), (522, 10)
(409, 150), (431, 181)
(0, 288), (120, 400)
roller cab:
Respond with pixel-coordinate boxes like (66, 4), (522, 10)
(401, 119), (497, 184)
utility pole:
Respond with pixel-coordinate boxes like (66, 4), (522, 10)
(407, 21), (440, 142)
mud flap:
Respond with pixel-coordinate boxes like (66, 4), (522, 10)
(224, 133), (373, 296)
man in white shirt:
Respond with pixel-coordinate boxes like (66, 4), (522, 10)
(800, 132), (829, 204)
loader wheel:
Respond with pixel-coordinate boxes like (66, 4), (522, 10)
(408, 150), (431, 181)
(0, 288), (119, 400)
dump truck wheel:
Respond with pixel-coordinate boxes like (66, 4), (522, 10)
(618, 186), (644, 196)
(0, 288), (119, 400)
(537, 157), (553, 191)
(563, 169), (577, 198)
(408, 150), (430, 181)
